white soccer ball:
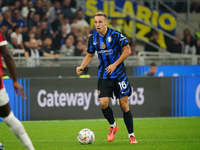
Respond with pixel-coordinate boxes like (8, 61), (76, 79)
(0, 143), (5, 150)
(77, 128), (95, 144)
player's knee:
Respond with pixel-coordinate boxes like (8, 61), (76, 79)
(100, 101), (108, 109)
(120, 102), (129, 112)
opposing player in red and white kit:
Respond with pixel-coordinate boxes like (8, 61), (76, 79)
(0, 31), (35, 150)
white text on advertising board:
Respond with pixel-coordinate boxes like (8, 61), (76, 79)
(37, 87), (145, 110)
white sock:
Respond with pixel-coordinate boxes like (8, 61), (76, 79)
(128, 133), (135, 138)
(2, 111), (35, 150)
(110, 122), (117, 128)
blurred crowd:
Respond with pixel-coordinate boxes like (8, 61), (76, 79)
(0, 0), (92, 59)
(0, 0), (199, 63)
(143, 26), (200, 55)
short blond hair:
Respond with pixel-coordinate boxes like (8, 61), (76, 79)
(94, 12), (107, 19)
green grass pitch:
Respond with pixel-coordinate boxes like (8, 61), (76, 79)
(0, 117), (200, 150)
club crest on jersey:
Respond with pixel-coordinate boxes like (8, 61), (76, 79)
(107, 37), (111, 42)
(101, 43), (106, 49)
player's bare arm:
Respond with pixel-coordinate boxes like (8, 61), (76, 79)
(106, 45), (131, 75)
(0, 45), (26, 98)
(76, 53), (94, 75)
(0, 45), (17, 82)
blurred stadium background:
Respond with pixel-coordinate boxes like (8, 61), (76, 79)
(0, 0), (199, 127)
(0, 0), (200, 149)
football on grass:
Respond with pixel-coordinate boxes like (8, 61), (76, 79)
(77, 128), (95, 144)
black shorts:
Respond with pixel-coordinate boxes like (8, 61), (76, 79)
(98, 75), (132, 99)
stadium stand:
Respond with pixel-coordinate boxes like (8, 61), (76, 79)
(0, 0), (199, 67)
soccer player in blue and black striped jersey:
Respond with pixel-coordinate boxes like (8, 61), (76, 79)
(76, 12), (138, 144)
